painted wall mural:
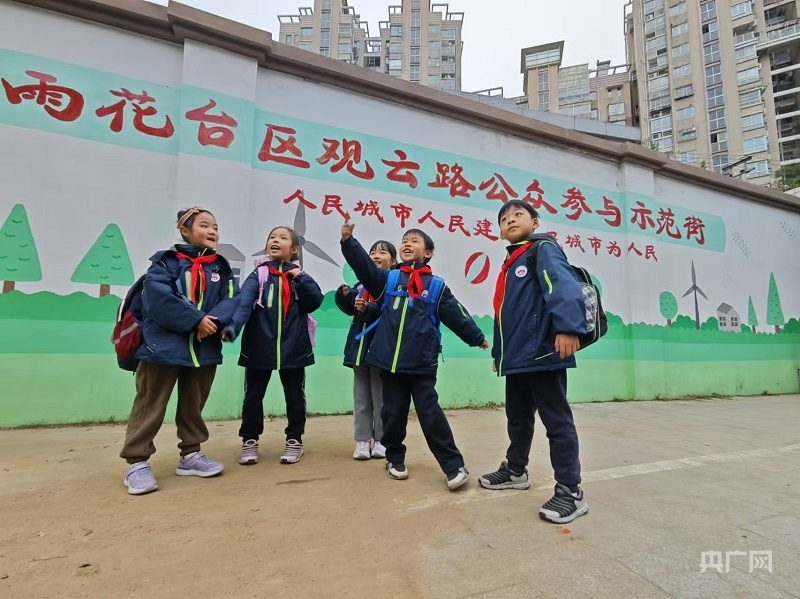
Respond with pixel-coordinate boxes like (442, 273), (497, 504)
(1, 4), (799, 427)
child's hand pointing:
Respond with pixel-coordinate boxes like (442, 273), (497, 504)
(341, 212), (354, 242)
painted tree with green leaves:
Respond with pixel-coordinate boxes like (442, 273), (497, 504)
(0, 204), (42, 293)
(71, 223), (134, 297)
(659, 291), (678, 327)
(747, 296), (758, 333)
(766, 273), (785, 333)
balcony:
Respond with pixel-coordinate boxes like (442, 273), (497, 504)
(758, 22), (800, 51)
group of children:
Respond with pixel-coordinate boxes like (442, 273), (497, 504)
(119, 200), (589, 524)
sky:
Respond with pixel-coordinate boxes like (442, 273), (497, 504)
(148, 0), (628, 95)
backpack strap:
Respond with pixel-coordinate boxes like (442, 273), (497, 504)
(354, 269), (402, 341)
(419, 275), (445, 341)
(254, 264), (269, 309)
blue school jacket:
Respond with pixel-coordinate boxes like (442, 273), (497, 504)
(492, 233), (587, 376)
(341, 237), (485, 375)
(228, 261), (324, 371)
(335, 282), (380, 368)
(137, 245), (239, 368)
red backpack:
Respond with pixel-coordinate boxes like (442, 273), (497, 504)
(112, 276), (145, 371)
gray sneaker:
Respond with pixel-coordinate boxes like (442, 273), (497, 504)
(478, 461), (531, 490)
(124, 462), (159, 495)
(175, 452), (224, 477)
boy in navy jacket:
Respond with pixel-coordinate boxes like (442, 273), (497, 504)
(479, 200), (589, 524)
(341, 218), (489, 490)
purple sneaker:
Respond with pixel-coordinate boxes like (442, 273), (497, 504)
(175, 452), (224, 478)
(124, 462), (159, 495)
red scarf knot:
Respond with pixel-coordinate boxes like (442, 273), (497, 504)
(268, 266), (295, 320)
(399, 265), (432, 302)
(492, 242), (532, 316)
(175, 252), (217, 305)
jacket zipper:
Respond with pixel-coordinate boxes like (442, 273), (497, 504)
(276, 266), (283, 370)
(390, 297), (409, 373)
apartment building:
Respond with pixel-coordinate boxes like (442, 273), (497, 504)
(521, 41), (636, 126)
(278, 1), (464, 92)
(625, 0), (790, 183)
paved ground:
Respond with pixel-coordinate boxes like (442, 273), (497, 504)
(1, 395), (798, 599)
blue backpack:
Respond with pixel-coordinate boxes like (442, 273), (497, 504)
(355, 269), (446, 348)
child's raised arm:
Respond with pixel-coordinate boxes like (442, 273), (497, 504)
(340, 215), (388, 300)
(437, 286), (489, 349)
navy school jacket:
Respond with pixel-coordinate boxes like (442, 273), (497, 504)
(137, 245), (239, 368)
(341, 236), (486, 375)
(492, 233), (587, 376)
(335, 282), (380, 368)
(228, 261), (324, 370)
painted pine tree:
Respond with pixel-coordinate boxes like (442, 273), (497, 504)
(0, 204), (42, 293)
(659, 291), (678, 327)
(71, 223), (134, 297)
(747, 296), (758, 333)
(766, 273), (785, 333)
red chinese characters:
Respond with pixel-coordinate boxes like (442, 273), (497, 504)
(565, 235), (586, 253)
(561, 187), (592, 221)
(627, 242), (643, 257)
(684, 216), (706, 245)
(597, 196), (622, 227)
(185, 99), (237, 148)
(322, 195), (348, 218)
(258, 124), (310, 168)
(1, 70), (84, 122)
(283, 189), (317, 209)
(449, 215), (471, 237)
(95, 88), (174, 138)
(473, 219), (499, 241)
(382, 150), (419, 188)
(318, 138), (375, 180)
(607, 241), (622, 258)
(419, 210), (445, 229)
(479, 173), (518, 202)
(428, 163), (476, 198)
(391, 203), (413, 227)
(645, 245), (658, 261)
(588, 236), (602, 256)
(630, 200), (656, 231)
(522, 179), (557, 214)
(354, 200), (384, 223)
(656, 208), (682, 239)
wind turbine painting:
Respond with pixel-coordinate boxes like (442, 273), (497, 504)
(253, 202), (339, 268)
(682, 261), (708, 330)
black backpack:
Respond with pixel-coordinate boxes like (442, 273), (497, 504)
(529, 237), (607, 350)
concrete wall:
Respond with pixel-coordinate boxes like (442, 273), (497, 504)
(1, 0), (799, 426)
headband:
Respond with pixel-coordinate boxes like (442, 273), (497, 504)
(177, 206), (206, 230)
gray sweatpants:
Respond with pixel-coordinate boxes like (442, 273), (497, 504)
(353, 365), (384, 442)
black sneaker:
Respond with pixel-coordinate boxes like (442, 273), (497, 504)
(478, 461), (531, 490)
(386, 461), (409, 480)
(446, 466), (470, 491)
(539, 483), (589, 524)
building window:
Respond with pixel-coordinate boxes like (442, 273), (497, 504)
(735, 44), (757, 63)
(712, 154), (729, 173)
(411, 47), (420, 63)
(428, 56), (440, 67)
(674, 84), (694, 99)
(429, 40), (440, 51)
(679, 150), (698, 163)
(678, 127), (697, 141)
(538, 72), (550, 92)
(644, 0), (664, 14)
(704, 42), (720, 63)
(746, 160), (769, 178)
(719, 316), (727, 327)
(731, 1), (753, 19)
(300, 27), (313, 37)
(389, 58), (402, 70)
(705, 64), (722, 86)
(390, 25), (402, 37)
(677, 105), (695, 119)
(739, 89), (762, 108)
(707, 85), (724, 108)
(709, 108), (726, 130)
(410, 65), (420, 81)
(411, 29), (421, 45)
(645, 15), (666, 34)
(744, 135), (768, 153)
(672, 23), (689, 37)
(737, 66), (760, 86)
(649, 76), (669, 92)
(339, 23), (351, 36)
(700, 1), (716, 23)
(538, 92), (550, 111)
(672, 43), (689, 58)
(320, 47), (330, 57)
(300, 42), (312, 51)
(322, 11), (331, 26)
(646, 35), (667, 53)
(428, 74), (440, 85)
(389, 41), (402, 53)
(365, 56), (380, 67)
(321, 30), (331, 45)
(741, 112), (765, 131)
(656, 136), (674, 151)
(702, 22), (719, 44)
(673, 64), (691, 78)
(429, 24), (441, 35)
(669, 2), (687, 17)
(411, 0), (420, 8)
(322, 0), (331, 8)
(731, 316), (740, 327)
(338, 42), (352, 55)
(711, 130), (727, 152)
(284, 34), (292, 44)
(442, 29), (457, 40)
(608, 102), (626, 117)
(651, 114), (673, 133)
(411, 11), (421, 27)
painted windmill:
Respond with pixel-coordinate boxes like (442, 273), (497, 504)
(682, 261), (707, 330)
(253, 202), (339, 268)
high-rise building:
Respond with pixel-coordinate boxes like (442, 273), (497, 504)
(278, 1), (464, 92)
(624, 0), (795, 184)
(520, 41), (636, 125)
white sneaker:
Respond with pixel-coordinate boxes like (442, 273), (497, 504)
(280, 439), (304, 464)
(371, 441), (386, 459)
(447, 466), (470, 491)
(353, 441), (371, 460)
(239, 439), (259, 465)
